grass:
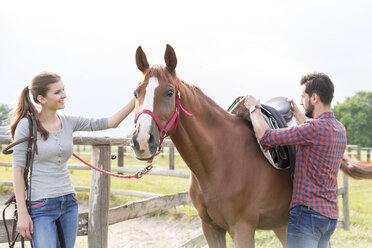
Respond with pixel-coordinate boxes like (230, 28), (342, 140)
(1, 148), (372, 247)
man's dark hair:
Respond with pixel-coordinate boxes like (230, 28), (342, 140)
(300, 72), (334, 105)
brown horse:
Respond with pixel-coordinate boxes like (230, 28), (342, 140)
(130, 44), (372, 247)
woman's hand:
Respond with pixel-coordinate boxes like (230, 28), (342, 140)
(17, 211), (33, 240)
(13, 167), (32, 239)
(108, 97), (136, 128)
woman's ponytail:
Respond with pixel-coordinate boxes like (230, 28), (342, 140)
(10, 86), (34, 139)
(10, 85), (49, 140)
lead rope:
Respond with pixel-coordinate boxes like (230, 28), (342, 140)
(72, 153), (153, 178)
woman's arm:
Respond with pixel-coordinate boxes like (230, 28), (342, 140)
(107, 97), (136, 128)
(13, 167), (33, 240)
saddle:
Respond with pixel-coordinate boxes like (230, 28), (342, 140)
(228, 96), (296, 179)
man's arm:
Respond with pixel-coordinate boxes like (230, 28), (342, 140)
(244, 96), (270, 139)
(244, 95), (318, 150)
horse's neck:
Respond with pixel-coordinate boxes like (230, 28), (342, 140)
(170, 82), (235, 176)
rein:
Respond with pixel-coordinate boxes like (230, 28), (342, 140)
(134, 78), (192, 162)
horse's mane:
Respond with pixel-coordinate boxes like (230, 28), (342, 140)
(179, 73), (253, 131)
(145, 66), (253, 129)
(182, 79), (238, 117)
(145, 66), (225, 112)
(181, 80), (202, 94)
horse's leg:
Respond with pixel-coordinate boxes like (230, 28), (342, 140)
(273, 226), (288, 248)
(201, 220), (226, 248)
(231, 223), (255, 248)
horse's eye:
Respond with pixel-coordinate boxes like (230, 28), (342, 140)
(167, 88), (174, 97)
(133, 90), (138, 99)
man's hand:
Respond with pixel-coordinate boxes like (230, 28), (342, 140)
(288, 99), (300, 115)
(244, 95), (260, 109)
(242, 95), (270, 139)
(288, 99), (308, 124)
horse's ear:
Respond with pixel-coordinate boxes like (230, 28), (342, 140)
(164, 44), (177, 72)
(135, 46), (149, 73)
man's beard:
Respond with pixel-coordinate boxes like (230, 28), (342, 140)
(305, 100), (314, 118)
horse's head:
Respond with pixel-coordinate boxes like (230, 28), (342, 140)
(131, 44), (179, 160)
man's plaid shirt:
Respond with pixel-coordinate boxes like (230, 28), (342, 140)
(259, 112), (346, 219)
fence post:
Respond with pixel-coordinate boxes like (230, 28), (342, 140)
(88, 145), (111, 248)
(169, 146), (175, 170)
(357, 145), (361, 161)
(367, 149), (370, 162)
(118, 146), (124, 175)
(342, 172), (350, 230)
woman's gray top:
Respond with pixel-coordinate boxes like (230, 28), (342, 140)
(13, 115), (108, 201)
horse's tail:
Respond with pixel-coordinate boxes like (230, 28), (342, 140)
(340, 156), (372, 179)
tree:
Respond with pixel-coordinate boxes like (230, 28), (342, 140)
(333, 91), (372, 147)
(0, 104), (11, 126)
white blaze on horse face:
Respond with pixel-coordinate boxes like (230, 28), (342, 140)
(136, 77), (159, 152)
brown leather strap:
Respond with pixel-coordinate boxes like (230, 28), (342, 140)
(2, 114), (37, 248)
(2, 203), (12, 247)
(1, 137), (30, 155)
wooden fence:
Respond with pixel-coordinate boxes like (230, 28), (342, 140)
(0, 134), (192, 247)
(346, 144), (372, 161)
(0, 133), (364, 247)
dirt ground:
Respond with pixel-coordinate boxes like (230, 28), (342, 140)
(0, 193), (203, 248)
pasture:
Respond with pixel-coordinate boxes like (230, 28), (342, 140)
(1, 147), (372, 247)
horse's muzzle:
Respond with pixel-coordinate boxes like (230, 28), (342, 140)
(131, 130), (159, 160)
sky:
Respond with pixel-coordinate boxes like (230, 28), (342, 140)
(1, 0), (371, 137)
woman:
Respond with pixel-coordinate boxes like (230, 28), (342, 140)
(10, 71), (135, 248)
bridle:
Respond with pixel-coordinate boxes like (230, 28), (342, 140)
(134, 78), (192, 162)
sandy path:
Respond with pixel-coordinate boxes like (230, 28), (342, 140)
(1, 193), (203, 248)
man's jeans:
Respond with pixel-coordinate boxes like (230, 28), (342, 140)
(287, 205), (338, 248)
(28, 193), (79, 248)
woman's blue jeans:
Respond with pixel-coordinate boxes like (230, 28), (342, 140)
(287, 205), (338, 248)
(28, 193), (79, 248)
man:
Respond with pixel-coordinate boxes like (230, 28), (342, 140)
(244, 72), (347, 248)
